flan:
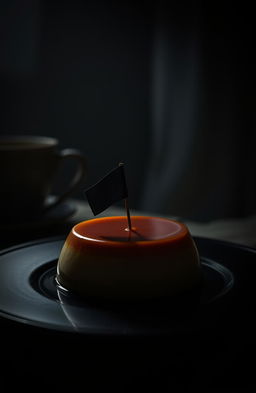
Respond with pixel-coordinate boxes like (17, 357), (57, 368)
(56, 216), (201, 300)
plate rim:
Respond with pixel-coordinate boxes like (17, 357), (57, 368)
(0, 235), (252, 336)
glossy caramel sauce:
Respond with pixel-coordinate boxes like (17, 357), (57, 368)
(74, 216), (186, 242)
(67, 216), (192, 257)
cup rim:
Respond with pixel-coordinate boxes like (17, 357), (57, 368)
(0, 135), (59, 150)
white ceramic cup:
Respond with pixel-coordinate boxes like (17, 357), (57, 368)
(0, 135), (86, 221)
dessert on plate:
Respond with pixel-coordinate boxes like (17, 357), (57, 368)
(56, 216), (201, 300)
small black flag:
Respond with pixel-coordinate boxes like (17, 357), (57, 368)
(84, 163), (128, 215)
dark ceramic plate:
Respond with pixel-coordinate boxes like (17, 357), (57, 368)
(1, 236), (252, 337)
(1, 237), (255, 393)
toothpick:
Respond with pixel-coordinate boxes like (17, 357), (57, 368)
(125, 198), (132, 231)
(118, 162), (132, 231)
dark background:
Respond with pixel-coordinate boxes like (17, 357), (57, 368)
(1, 0), (255, 220)
(0, 0), (153, 209)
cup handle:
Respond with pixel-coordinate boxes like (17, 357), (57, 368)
(45, 148), (86, 211)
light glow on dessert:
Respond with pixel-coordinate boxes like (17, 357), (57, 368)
(57, 216), (201, 300)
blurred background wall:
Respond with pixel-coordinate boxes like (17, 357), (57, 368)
(0, 0), (152, 209)
(1, 0), (255, 222)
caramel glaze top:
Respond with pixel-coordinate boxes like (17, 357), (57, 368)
(66, 216), (194, 258)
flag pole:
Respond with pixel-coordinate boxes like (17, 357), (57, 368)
(118, 162), (132, 231)
(125, 198), (132, 231)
